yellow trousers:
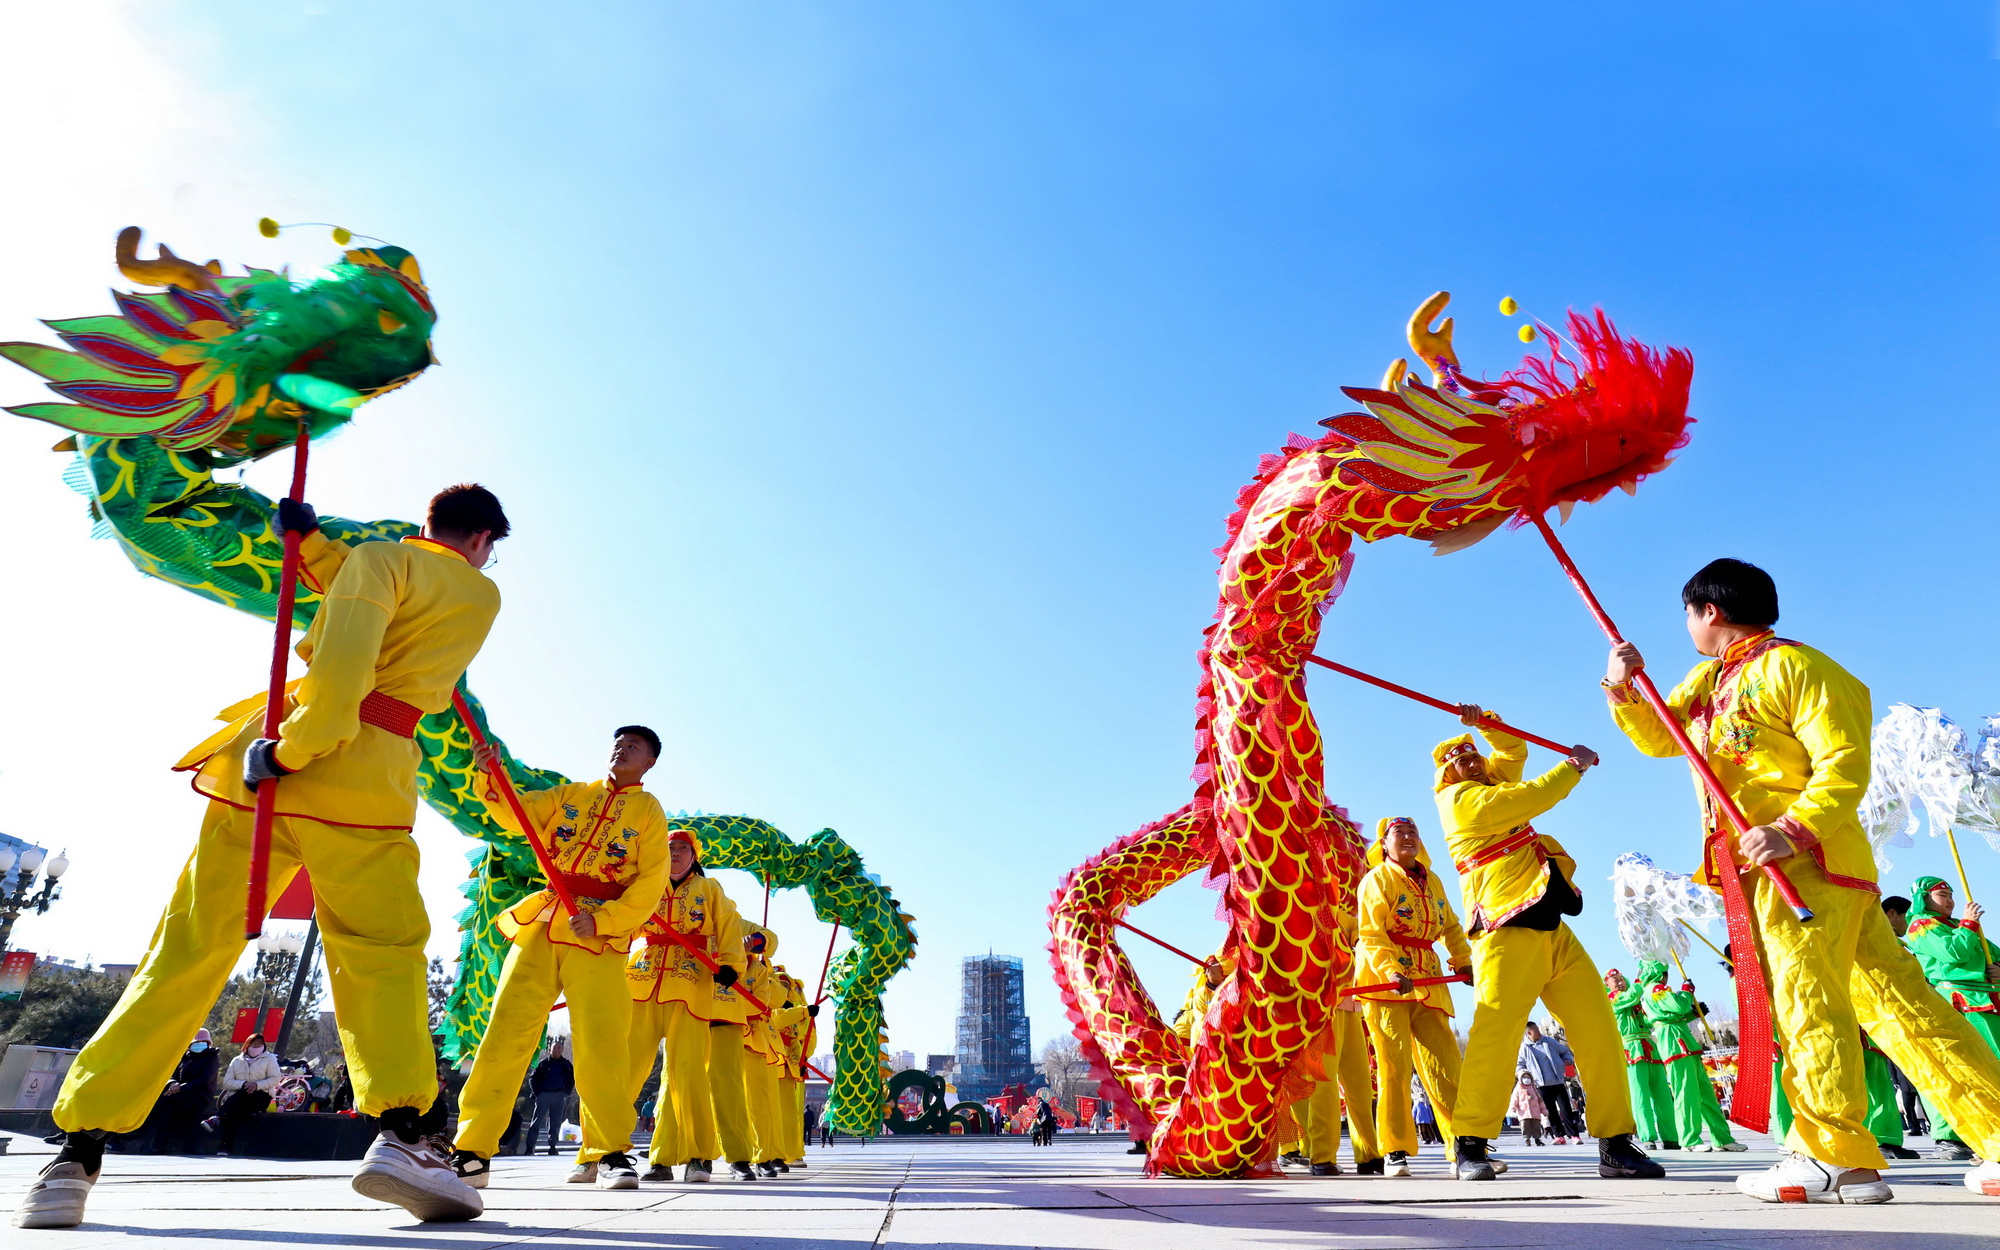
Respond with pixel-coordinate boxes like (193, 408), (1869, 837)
(745, 1049), (784, 1162)
(1363, 998), (1461, 1155)
(708, 1023), (756, 1166)
(1332, 1009), (1379, 1162)
(1747, 857), (2000, 1169)
(628, 998), (714, 1165)
(454, 924), (634, 1162)
(783, 1075), (806, 1161)
(56, 800), (432, 1133)
(1457, 923), (1633, 1141)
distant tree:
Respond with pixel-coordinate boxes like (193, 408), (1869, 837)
(1038, 1036), (1088, 1111)
(427, 957), (454, 1037)
(0, 963), (127, 1049)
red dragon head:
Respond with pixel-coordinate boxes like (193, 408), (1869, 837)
(1318, 292), (1693, 552)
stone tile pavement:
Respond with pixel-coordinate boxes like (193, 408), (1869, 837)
(2, 1130), (1995, 1248)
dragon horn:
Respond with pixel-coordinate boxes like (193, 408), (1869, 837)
(1380, 357), (1409, 390)
(1406, 290), (1458, 383)
(115, 226), (221, 293)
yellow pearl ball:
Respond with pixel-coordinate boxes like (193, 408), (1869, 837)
(1499, 296), (1519, 316)
(331, 227), (353, 245)
(1518, 324), (1537, 343)
(257, 217), (280, 239)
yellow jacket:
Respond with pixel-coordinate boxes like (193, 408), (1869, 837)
(1355, 859), (1472, 1014)
(178, 535), (500, 829)
(740, 936), (806, 1065)
(1434, 724), (1583, 933)
(1607, 630), (1876, 890)
(772, 970), (809, 1080)
(484, 778), (672, 954)
(1173, 950), (1233, 1046)
(625, 873), (745, 1010)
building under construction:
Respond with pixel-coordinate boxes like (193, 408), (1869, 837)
(954, 955), (1037, 1102)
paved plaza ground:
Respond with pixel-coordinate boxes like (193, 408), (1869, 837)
(2, 1130), (1995, 1248)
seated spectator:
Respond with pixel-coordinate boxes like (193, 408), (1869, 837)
(151, 1030), (220, 1153)
(203, 1033), (281, 1154)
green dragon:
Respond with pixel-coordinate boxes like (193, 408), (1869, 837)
(0, 227), (914, 1134)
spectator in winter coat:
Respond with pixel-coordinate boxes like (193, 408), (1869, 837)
(1517, 1023), (1581, 1144)
(203, 1034), (282, 1154)
(151, 1030), (220, 1153)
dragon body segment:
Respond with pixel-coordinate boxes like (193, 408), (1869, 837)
(1050, 297), (1694, 1177)
(3, 230), (914, 1136)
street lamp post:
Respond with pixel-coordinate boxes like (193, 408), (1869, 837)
(0, 846), (70, 954)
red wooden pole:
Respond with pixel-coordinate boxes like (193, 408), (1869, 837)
(245, 422), (312, 939)
(1111, 918), (1208, 967)
(1527, 513), (1812, 922)
(814, 924), (841, 1006)
(1526, 510), (1795, 1133)
(450, 689), (578, 918)
(1303, 655), (1579, 755)
(1344, 971), (1473, 997)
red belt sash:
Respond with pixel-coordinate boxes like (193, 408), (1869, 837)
(554, 873), (626, 901)
(359, 690), (425, 738)
(1454, 826), (1542, 875)
(1387, 933), (1435, 950)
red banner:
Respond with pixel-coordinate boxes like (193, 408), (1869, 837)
(1077, 1095), (1100, 1124)
(232, 1007), (285, 1044)
(0, 951), (34, 1001)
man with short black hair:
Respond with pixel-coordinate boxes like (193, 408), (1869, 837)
(1607, 557), (2000, 1202)
(449, 726), (674, 1191)
(18, 485), (509, 1230)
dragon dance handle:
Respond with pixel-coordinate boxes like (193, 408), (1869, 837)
(449, 688), (579, 918)
(1345, 971), (1473, 997)
(244, 421), (311, 939)
(1528, 513), (1813, 924)
(647, 924), (771, 1017)
(1112, 917), (1209, 967)
(1303, 655), (1581, 756)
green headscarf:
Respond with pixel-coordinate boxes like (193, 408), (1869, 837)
(1636, 958), (1669, 987)
(1910, 875), (1952, 922)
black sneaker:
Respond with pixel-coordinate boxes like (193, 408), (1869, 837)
(729, 1161), (757, 1181)
(449, 1149), (490, 1189)
(1354, 1156), (1384, 1176)
(1125, 1142), (1148, 1155)
(1937, 1139), (1975, 1162)
(597, 1152), (639, 1190)
(756, 1161), (780, 1178)
(773, 1160), (791, 1174)
(1598, 1134), (1665, 1179)
(1880, 1143), (1920, 1160)
(1385, 1150), (1411, 1178)
(1454, 1136), (1495, 1181)
(1661, 1140), (1681, 1150)
(1279, 1151), (1308, 1167)
(642, 1163), (675, 1182)
(1309, 1161), (1341, 1176)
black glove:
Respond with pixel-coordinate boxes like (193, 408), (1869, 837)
(713, 965), (739, 989)
(807, 1003), (820, 1018)
(276, 497), (319, 537)
(243, 739), (293, 788)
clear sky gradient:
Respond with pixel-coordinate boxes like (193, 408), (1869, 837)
(1, 2), (1996, 1058)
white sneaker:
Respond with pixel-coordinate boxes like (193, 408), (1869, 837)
(1967, 1158), (2000, 1197)
(351, 1131), (484, 1221)
(1737, 1152), (1891, 1204)
(567, 1162), (597, 1184)
(1688, 1143), (1714, 1152)
(14, 1160), (98, 1229)
(1718, 1141), (1747, 1152)
(1384, 1152), (1411, 1178)
(597, 1153), (639, 1190)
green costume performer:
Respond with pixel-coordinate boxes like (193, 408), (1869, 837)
(1902, 875), (2000, 1152)
(1609, 969), (1676, 1148)
(1637, 960), (1737, 1150)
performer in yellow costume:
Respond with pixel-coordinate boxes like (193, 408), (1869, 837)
(1435, 706), (1660, 1183)
(1284, 898), (1381, 1177)
(19, 485), (509, 1231)
(448, 725), (673, 1191)
(1606, 557), (2000, 1203)
(695, 924), (759, 1183)
(740, 928), (808, 1176)
(1355, 817), (1472, 1177)
(623, 831), (744, 1183)
(773, 969), (817, 1168)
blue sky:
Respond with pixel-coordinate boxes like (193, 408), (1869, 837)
(1, 2), (1997, 1060)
